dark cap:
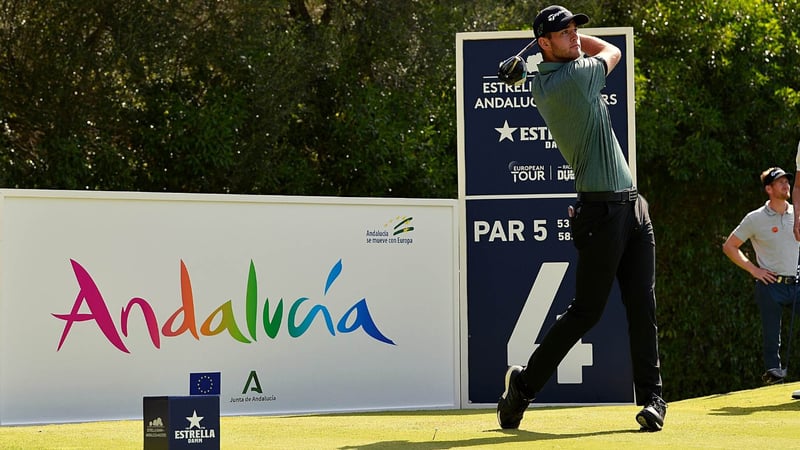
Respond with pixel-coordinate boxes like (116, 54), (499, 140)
(534, 5), (590, 39)
(761, 167), (794, 186)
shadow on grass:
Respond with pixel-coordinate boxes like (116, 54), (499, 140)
(710, 399), (800, 415)
(338, 427), (642, 449)
(307, 407), (584, 419)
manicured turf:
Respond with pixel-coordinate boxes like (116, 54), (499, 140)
(3, 382), (800, 449)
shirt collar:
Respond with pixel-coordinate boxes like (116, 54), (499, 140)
(764, 200), (791, 216)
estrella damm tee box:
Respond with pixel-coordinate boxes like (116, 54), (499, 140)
(144, 396), (220, 450)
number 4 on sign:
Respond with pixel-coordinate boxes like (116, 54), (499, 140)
(507, 262), (593, 384)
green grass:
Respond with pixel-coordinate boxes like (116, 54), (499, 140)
(3, 382), (800, 449)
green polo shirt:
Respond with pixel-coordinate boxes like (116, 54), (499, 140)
(532, 56), (633, 193)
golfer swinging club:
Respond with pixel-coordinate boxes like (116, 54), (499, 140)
(496, 5), (667, 431)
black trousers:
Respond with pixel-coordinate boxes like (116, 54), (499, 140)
(519, 195), (663, 405)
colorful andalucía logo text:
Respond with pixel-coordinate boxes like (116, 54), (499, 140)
(53, 259), (395, 353)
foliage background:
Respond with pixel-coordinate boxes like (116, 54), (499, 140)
(1, 0), (799, 401)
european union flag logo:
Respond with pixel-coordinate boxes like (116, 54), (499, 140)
(190, 372), (221, 395)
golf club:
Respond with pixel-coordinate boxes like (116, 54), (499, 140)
(512, 39), (538, 59)
(497, 39), (538, 86)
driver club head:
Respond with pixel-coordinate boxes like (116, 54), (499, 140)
(497, 55), (528, 86)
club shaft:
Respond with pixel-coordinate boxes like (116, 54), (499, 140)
(515, 40), (537, 58)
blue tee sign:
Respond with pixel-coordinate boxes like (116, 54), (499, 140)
(457, 29), (636, 405)
(144, 396), (220, 450)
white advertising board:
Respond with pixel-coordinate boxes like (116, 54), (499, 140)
(0, 190), (459, 425)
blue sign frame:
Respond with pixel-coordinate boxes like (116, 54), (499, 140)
(457, 29), (636, 405)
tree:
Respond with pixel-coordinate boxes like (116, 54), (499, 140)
(0, 0), (469, 197)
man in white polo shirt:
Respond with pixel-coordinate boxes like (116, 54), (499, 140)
(724, 167), (800, 385)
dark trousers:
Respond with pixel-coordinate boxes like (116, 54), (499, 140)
(754, 281), (800, 370)
(519, 195), (663, 405)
